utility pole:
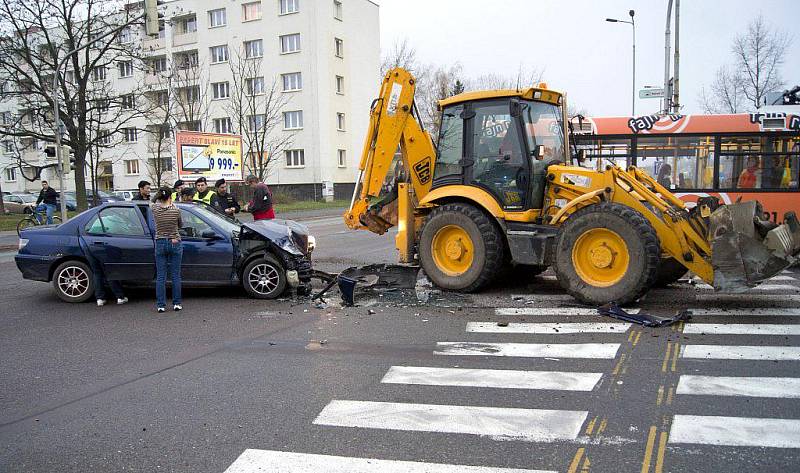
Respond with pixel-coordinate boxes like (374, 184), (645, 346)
(605, 10), (636, 116)
(672, 0), (680, 113)
(663, 0), (673, 114)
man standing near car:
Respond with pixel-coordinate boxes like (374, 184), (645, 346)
(245, 174), (274, 220)
(35, 180), (58, 224)
(213, 178), (240, 216)
(193, 177), (216, 205)
(171, 179), (185, 201)
(133, 180), (151, 201)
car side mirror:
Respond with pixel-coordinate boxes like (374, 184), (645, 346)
(201, 230), (221, 240)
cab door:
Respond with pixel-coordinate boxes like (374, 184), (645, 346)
(466, 99), (530, 210)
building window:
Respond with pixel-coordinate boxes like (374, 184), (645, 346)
(4, 140), (13, 152)
(98, 131), (112, 144)
(282, 72), (302, 91)
(212, 81), (230, 99)
(125, 159), (140, 175)
(210, 45), (228, 64)
(334, 0), (342, 20)
(118, 61), (133, 78)
(337, 112), (345, 131)
(5, 167), (16, 181)
(117, 26), (133, 44)
(178, 15), (197, 33)
(92, 66), (107, 81)
(334, 37), (343, 58)
(248, 114), (265, 131)
(280, 33), (301, 54)
(244, 39), (263, 58)
(184, 86), (201, 103)
(175, 51), (199, 70)
(150, 157), (174, 172)
(213, 117), (233, 134)
(154, 90), (169, 107)
(121, 94), (135, 110)
(151, 57), (168, 73)
(245, 77), (265, 96)
(337, 149), (346, 167)
(335, 75), (344, 94)
(122, 128), (138, 143)
(208, 8), (226, 27)
(1, 111), (11, 125)
(283, 110), (303, 129)
(280, 0), (299, 14)
(285, 149), (305, 168)
(95, 99), (110, 113)
(179, 121), (202, 131)
(242, 2), (262, 21)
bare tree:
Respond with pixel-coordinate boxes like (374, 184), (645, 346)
(225, 49), (294, 181)
(733, 15), (791, 110)
(0, 0), (158, 210)
(468, 65), (545, 91)
(699, 64), (746, 114)
(171, 51), (211, 132)
(380, 38), (420, 77)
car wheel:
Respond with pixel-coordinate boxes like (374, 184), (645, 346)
(242, 254), (287, 299)
(52, 260), (94, 303)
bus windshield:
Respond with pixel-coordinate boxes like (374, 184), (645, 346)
(521, 100), (565, 162)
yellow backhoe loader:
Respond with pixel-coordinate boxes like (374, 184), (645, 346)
(344, 68), (800, 305)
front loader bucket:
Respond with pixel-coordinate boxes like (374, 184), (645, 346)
(709, 201), (800, 292)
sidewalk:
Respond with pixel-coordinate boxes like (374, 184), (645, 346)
(0, 231), (17, 251)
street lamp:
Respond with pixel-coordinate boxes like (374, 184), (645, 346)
(606, 10), (636, 116)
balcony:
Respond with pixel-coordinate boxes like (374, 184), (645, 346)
(172, 31), (197, 47)
(142, 36), (165, 52)
(143, 73), (164, 87)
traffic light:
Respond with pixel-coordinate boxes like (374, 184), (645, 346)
(61, 145), (75, 172)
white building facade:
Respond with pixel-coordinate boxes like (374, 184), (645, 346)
(0, 0), (379, 201)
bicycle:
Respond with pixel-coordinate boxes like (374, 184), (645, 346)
(17, 205), (62, 236)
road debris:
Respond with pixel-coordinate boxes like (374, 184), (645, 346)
(598, 303), (691, 327)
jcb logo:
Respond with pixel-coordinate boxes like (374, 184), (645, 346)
(413, 157), (432, 184)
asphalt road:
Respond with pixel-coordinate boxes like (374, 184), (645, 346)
(1, 216), (800, 472)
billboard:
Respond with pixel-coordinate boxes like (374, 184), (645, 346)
(176, 131), (244, 182)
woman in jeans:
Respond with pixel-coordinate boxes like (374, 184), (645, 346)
(151, 187), (183, 313)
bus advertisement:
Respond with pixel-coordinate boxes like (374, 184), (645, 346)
(572, 112), (799, 222)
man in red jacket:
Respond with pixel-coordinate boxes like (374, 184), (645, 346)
(245, 175), (275, 220)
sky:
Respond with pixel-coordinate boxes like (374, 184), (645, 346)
(375, 0), (799, 117)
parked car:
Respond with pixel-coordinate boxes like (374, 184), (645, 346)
(3, 193), (37, 214)
(62, 190), (122, 209)
(114, 190), (138, 201)
(16, 202), (314, 302)
(55, 192), (78, 212)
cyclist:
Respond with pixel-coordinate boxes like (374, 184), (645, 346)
(35, 180), (58, 224)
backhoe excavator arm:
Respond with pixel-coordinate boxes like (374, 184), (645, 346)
(344, 68), (436, 235)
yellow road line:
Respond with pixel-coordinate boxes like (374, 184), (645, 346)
(671, 343), (680, 372)
(661, 343), (673, 373)
(612, 354), (627, 375)
(585, 416), (598, 436)
(597, 418), (608, 436)
(628, 331), (635, 342)
(655, 431), (669, 473)
(633, 331), (642, 346)
(641, 426), (657, 473)
(581, 455), (591, 473)
(567, 447), (586, 473)
(656, 385), (664, 406)
(666, 385), (675, 405)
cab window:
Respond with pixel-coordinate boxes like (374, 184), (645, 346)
(434, 104), (464, 179)
(85, 207), (146, 236)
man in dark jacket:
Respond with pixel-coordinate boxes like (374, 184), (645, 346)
(245, 175), (274, 220)
(213, 178), (240, 216)
(35, 180), (58, 224)
(133, 180), (151, 201)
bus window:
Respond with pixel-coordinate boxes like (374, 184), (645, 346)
(636, 136), (715, 190)
(719, 135), (799, 190)
(574, 137), (632, 170)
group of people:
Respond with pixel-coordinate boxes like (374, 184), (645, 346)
(94, 174), (275, 313)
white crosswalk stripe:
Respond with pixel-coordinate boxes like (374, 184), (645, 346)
(669, 415), (800, 448)
(680, 344), (800, 360)
(313, 400), (589, 442)
(381, 366), (603, 391)
(684, 323), (800, 335)
(688, 308), (800, 316)
(434, 341), (621, 358)
(467, 321), (631, 334)
(769, 275), (796, 281)
(224, 449), (556, 473)
(696, 283), (798, 291)
(676, 375), (800, 398)
(695, 294), (800, 303)
(495, 307), (639, 316)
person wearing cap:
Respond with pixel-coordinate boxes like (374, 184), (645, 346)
(213, 178), (240, 216)
(179, 187), (196, 203)
(193, 176), (216, 205)
(245, 175), (274, 220)
(171, 179), (185, 201)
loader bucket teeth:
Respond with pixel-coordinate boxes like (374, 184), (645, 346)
(710, 201), (800, 292)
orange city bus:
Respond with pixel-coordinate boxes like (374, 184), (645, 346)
(571, 112), (800, 223)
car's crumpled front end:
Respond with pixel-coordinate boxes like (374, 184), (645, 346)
(239, 219), (315, 295)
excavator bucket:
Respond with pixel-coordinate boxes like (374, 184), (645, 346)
(709, 201), (800, 292)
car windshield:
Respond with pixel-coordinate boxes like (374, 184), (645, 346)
(521, 100), (565, 162)
(190, 204), (241, 235)
(18, 194), (35, 203)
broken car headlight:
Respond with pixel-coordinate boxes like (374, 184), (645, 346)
(307, 235), (316, 253)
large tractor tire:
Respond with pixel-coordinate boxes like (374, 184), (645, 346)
(554, 203), (660, 305)
(654, 257), (689, 287)
(419, 203), (504, 292)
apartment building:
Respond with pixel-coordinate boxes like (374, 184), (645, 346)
(0, 0), (379, 200)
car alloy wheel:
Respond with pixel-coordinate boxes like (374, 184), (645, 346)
(249, 262), (281, 295)
(58, 265), (90, 299)
(242, 254), (288, 299)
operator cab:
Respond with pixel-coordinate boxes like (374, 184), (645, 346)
(433, 88), (567, 212)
